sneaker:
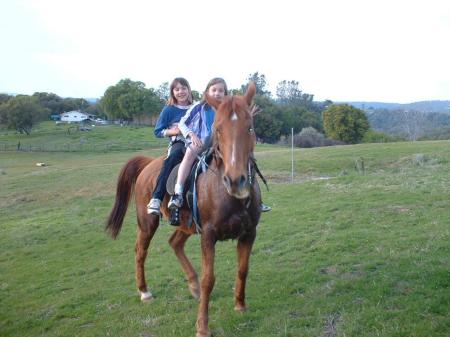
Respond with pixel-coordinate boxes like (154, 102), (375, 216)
(168, 193), (183, 209)
(260, 203), (272, 212)
(147, 198), (161, 215)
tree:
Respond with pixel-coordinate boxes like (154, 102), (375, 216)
(32, 92), (64, 117)
(0, 95), (48, 134)
(156, 82), (170, 102)
(0, 93), (11, 105)
(85, 103), (106, 119)
(192, 90), (201, 101)
(273, 80), (323, 136)
(242, 72), (271, 97)
(276, 80), (314, 106)
(253, 95), (282, 143)
(32, 92), (91, 117)
(323, 104), (369, 143)
(100, 78), (163, 121)
(281, 106), (323, 136)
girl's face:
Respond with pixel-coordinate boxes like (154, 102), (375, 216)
(207, 83), (226, 102)
(173, 82), (190, 106)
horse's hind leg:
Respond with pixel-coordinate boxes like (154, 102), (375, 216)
(135, 217), (159, 301)
(234, 230), (256, 312)
(169, 230), (200, 299)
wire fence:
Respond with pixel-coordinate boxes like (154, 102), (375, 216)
(0, 140), (167, 153)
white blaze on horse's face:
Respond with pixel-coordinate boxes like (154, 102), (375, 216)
(230, 111), (238, 167)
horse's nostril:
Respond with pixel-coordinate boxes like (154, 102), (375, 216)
(223, 175), (231, 187)
(239, 175), (247, 188)
(223, 175), (247, 191)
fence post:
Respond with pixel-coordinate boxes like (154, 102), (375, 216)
(291, 128), (294, 183)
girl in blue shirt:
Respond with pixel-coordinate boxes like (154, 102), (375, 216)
(147, 77), (193, 215)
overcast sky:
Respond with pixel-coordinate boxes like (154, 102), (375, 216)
(1, 0), (449, 103)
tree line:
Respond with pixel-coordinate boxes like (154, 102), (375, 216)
(0, 92), (103, 135)
(0, 72), (371, 144)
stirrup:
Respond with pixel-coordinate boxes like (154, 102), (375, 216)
(168, 194), (183, 209)
(169, 208), (180, 226)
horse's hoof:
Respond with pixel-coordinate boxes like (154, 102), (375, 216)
(189, 283), (200, 300)
(234, 304), (247, 312)
(140, 291), (153, 302)
(196, 332), (211, 337)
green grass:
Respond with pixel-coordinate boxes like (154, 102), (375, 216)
(0, 121), (166, 151)
(1, 140), (449, 337)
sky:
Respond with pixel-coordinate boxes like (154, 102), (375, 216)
(1, 0), (450, 103)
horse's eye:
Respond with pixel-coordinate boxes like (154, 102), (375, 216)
(248, 127), (254, 134)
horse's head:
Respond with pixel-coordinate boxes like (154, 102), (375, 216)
(210, 82), (257, 199)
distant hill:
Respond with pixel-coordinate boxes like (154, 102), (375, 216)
(343, 100), (450, 114)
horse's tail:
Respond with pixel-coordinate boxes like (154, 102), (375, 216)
(105, 156), (154, 239)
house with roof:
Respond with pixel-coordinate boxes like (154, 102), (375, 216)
(60, 111), (94, 123)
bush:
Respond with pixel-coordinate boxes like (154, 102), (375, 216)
(278, 127), (347, 148)
(286, 127), (346, 148)
(362, 130), (395, 143)
(294, 127), (325, 147)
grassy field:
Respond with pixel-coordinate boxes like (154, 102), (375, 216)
(1, 138), (449, 337)
(0, 121), (166, 151)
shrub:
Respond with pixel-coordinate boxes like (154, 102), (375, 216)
(286, 127), (345, 148)
(362, 130), (395, 143)
(294, 127), (325, 147)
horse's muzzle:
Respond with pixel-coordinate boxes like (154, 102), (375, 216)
(222, 174), (250, 199)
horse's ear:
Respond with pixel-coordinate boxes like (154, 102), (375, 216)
(245, 82), (256, 106)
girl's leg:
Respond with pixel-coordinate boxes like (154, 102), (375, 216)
(176, 147), (198, 188)
(169, 146), (200, 208)
(147, 142), (184, 215)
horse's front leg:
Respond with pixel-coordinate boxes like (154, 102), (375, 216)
(234, 230), (256, 312)
(196, 230), (216, 337)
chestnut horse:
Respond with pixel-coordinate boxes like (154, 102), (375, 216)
(105, 82), (261, 337)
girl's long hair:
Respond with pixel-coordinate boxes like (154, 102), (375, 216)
(167, 77), (193, 106)
(201, 77), (228, 104)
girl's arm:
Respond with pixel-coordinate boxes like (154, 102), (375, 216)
(178, 103), (199, 138)
(153, 106), (170, 138)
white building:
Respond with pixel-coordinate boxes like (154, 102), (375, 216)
(60, 111), (93, 122)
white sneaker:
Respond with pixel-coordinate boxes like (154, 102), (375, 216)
(147, 198), (161, 215)
(260, 203), (272, 212)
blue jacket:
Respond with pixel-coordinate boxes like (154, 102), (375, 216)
(153, 105), (192, 142)
(178, 101), (215, 141)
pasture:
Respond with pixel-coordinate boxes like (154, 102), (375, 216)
(0, 122), (166, 152)
(0, 140), (449, 337)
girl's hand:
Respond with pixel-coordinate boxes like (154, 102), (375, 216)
(166, 125), (180, 137)
(189, 133), (203, 148)
(171, 125), (180, 135)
